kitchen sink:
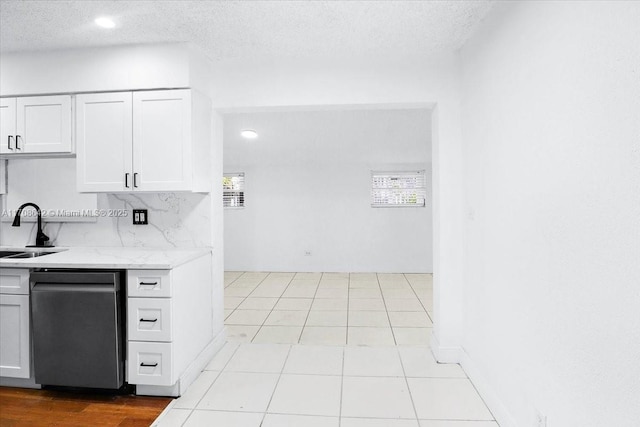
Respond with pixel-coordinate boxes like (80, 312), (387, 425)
(0, 249), (67, 259)
(0, 251), (24, 258)
(5, 251), (56, 258)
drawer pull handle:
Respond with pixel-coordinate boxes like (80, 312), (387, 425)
(139, 282), (158, 286)
(140, 362), (158, 367)
(140, 318), (158, 323)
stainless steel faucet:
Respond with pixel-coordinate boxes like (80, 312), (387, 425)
(12, 202), (51, 247)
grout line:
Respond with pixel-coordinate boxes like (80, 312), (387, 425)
(299, 272), (323, 344)
(338, 346), (345, 427)
(403, 272), (433, 324)
(376, 273), (398, 345)
(260, 344), (294, 425)
(250, 272), (297, 343)
(395, 345), (422, 424)
(345, 273), (351, 344)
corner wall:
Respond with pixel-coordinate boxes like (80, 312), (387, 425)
(460, 2), (640, 425)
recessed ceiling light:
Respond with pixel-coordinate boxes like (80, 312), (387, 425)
(95, 17), (116, 29)
(241, 129), (258, 139)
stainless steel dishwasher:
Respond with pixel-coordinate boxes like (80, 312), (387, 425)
(30, 270), (125, 389)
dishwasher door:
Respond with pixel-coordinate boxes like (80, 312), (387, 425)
(30, 270), (124, 389)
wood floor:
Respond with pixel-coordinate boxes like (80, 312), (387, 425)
(0, 387), (172, 427)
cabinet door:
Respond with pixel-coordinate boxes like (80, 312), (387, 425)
(76, 92), (133, 192)
(133, 90), (192, 191)
(16, 95), (72, 153)
(0, 98), (17, 155)
(0, 294), (30, 378)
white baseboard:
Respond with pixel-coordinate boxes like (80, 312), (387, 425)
(459, 348), (518, 427)
(429, 330), (463, 363)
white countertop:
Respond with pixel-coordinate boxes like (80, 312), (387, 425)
(0, 246), (211, 269)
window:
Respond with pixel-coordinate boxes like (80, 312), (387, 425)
(223, 173), (245, 208)
(371, 170), (426, 207)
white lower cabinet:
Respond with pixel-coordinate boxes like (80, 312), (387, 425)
(128, 342), (173, 386)
(126, 254), (212, 394)
(0, 268), (31, 379)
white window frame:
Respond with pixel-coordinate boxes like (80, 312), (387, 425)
(223, 172), (245, 208)
(371, 170), (426, 208)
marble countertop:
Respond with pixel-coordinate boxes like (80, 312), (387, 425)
(0, 246), (211, 269)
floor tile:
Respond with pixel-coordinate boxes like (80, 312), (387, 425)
(225, 287), (254, 297)
(407, 378), (494, 420)
(382, 289), (417, 299)
(341, 376), (415, 419)
(226, 325), (260, 342)
(205, 342), (239, 370)
(262, 414), (339, 427)
(225, 343), (290, 373)
(315, 288), (349, 298)
(174, 370), (219, 408)
(282, 285), (317, 298)
(388, 311), (433, 327)
(224, 296), (244, 310)
(350, 273), (377, 281)
(343, 346), (404, 377)
(252, 326), (303, 344)
(197, 372), (279, 412)
(348, 311), (390, 327)
(283, 345), (343, 376)
(226, 309), (271, 325)
(349, 288), (383, 298)
(393, 328), (432, 345)
(342, 419), (420, 427)
(312, 298), (349, 311)
(419, 421), (498, 427)
(306, 310), (348, 326)
(237, 297), (279, 310)
(349, 298), (386, 311)
(384, 298), (425, 312)
(224, 309), (233, 319)
(318, 280), (349, 289)
(183, 410), (263, 427)
(398, 346), (466, 378)
(268, 374), (342, 416)
(300, 326), (347, 345)
(290, 279), (321, 287)
(264, 310), (309, 326)
(295, 272), (322, 280)
(274, 298), (313, 311)
(250, 284), (288, 297)
(347, 327), (395, 345)
(154, 408), (192, 427)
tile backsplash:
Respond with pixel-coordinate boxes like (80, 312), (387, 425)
(0, 192), (212, 248)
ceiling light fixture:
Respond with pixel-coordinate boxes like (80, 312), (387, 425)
(95, 17), (116, 29)
(240, 129), (258, 139)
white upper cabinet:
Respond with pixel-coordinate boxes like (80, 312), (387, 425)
(76, 92), (133, 192)
(76, 89), (210, 193)
(133, 90), (191, 192)
(0, 95), (73, 155)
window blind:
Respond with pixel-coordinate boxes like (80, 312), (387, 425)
(223, 173), (245, 208)
(371, 170), (426, 207)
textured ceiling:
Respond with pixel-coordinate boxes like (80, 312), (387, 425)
(0, 0), (493, 61)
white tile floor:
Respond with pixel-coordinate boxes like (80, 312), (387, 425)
(152, 272), (498, 426)
(154, 342), (497, 426)
(223, 272), (434, 346)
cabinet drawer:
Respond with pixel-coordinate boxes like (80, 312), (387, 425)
(0, 269), (30, 295)
(128, 342), (173, 386)
(128, 298), (172, 342)
(127, 270), (171, 297)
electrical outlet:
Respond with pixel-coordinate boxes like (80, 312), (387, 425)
(133, 209), (148, 225)
(534, 409), (547, 427)
(304, 251), (312, 256)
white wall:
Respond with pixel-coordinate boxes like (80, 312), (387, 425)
(460, 2), (640, 426)
(224, 108), (432, 273)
